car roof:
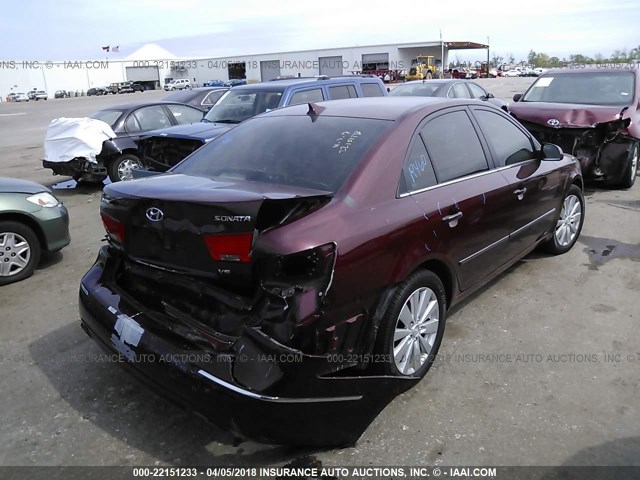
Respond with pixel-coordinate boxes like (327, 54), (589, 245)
(260, 97), (478, 121)
(96, 101), (200, 112)
(190, 87), (228, 92)
(543, 66), (639, 75)
(402, 79), (465, 85)
(231, 76), (382, 92)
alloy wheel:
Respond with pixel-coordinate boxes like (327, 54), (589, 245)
(393, 287), (440, 375)
(555, 194), (582, 247)
(0, 232), (31, 277)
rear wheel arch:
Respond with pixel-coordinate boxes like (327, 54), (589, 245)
(366, 258), (453, 358)
(415, 259), (454, 309)
(104, 149), (127, 169)
(373, 268), (448, 377)
(120, 147), (139, 156)
(571, 176), (584, 191)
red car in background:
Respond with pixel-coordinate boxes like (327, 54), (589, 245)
(447, 67), (477, 79)
(510, 67), (640, 188)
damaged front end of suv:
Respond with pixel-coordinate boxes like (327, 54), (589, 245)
(510, 68), (640, 188)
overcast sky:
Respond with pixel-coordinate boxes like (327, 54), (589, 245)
(1, 0), (638, 61)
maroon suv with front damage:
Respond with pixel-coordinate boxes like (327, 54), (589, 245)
(510, 67), (639, 188)
(79, 97), (584, 446)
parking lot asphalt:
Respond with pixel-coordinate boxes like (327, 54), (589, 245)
(0, 78), (638, 467)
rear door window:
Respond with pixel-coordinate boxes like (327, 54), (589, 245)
(124, 114), (142, 132)
(448, 83), (471, 98)
(328, 85), (357, 100)
(421, 110), (489, 182)
(467, 83), (487, 99)
(400, 136), (437, 193)
(166, 104), (202, 124)
(131, 105), (172, 131)
(289, 88), (325, 105)
(361, 83), (384, 97)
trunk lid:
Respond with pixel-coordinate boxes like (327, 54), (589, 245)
(101, 174), (331, 289)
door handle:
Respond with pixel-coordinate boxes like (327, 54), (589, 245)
(513, 187), (527, 200)
(442, 211), (463, 227)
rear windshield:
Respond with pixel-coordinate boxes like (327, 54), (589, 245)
(203, 89), (283, 124)
(91, 110), (122, 127)
(172, 115), (391, 192)
(389, 83), (442, 97)
(522, 71), (635, 106)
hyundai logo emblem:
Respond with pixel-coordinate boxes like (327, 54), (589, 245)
(547, 118), (560, 127)
(146, 207), (164, 222)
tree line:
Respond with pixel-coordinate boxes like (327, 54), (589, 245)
(489, 47), (640, 68)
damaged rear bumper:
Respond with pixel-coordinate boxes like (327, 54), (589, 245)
(79, 246), (417, 446)
(43, 158), (107, 177)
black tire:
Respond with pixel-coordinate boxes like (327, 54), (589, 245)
(619, 142), (638, 189)
(0, 221), (41, 286)
(542, 184), (585, 255)
(108, 154), (143, 182)
(375, 270), (447, 378)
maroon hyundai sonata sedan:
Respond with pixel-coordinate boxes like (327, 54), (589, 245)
(79, 97), (584, 446)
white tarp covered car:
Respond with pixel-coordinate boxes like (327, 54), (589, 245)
(44, 117), (116, 164)
(42, 117), (121, 182)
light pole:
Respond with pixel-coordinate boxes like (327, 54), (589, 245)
(440, 30), (445, 74)
(40, 64), (48, 92)
(487, 36), (490, 76)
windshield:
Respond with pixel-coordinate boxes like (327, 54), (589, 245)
(90, 110), (123, 127)
(389, 83), (442, 97)
(172, 115), (391, 192)
(522, 71), (635, 106)
(203, 89), (283, 124)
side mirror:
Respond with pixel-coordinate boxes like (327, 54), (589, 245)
(387, 87), (391, 93)
(486, 92), (495, 99)
(513, 93), (523, 102)
(541, 143), (563, 161)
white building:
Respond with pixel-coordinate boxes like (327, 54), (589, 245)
(1, 40), (488, 98)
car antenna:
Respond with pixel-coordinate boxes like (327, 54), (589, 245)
(307, 102), (325, 121)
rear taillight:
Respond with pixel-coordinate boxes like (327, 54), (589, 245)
(101, 212), (125, 243)
(204, 233), (253, 263)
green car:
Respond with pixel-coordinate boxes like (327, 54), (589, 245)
(0, 178), (70, 285)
